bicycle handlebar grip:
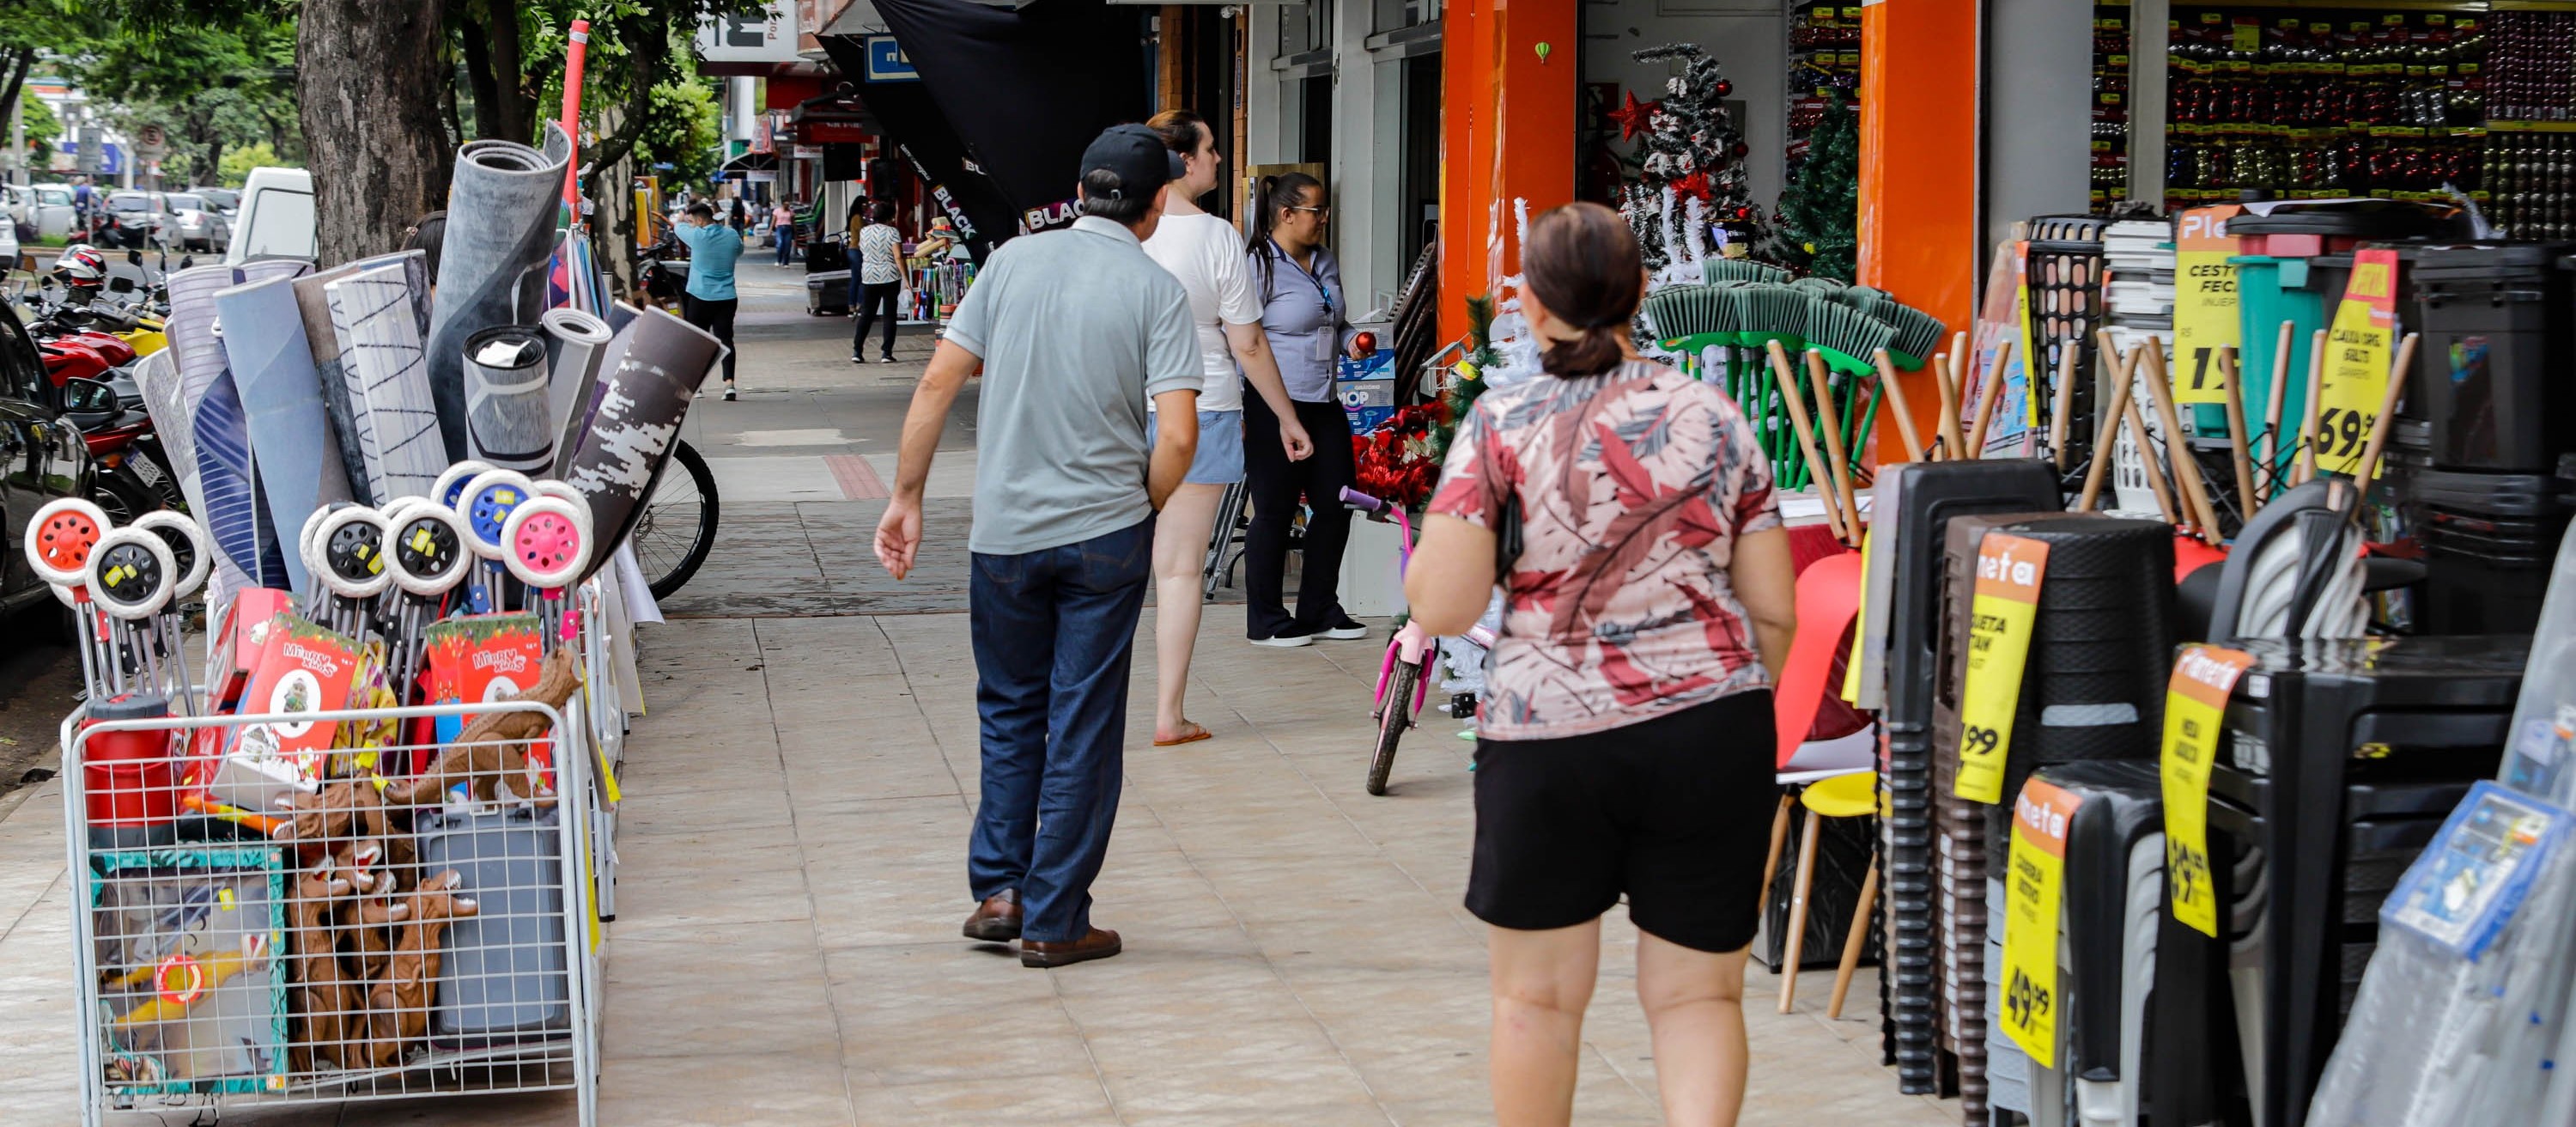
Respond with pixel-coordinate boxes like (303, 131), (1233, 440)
(1340, 487), (1383, 513)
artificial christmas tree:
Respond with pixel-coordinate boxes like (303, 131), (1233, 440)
(1774, 92), (1860, 282)
(1618, 43), (1765, 276)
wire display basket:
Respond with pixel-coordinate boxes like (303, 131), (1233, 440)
(59, 695), (604, 1126)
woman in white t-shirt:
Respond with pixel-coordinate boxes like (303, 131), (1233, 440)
(1139, 109), (1315, 747)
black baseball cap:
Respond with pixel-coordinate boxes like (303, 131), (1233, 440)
(1079, 124), (1188, 200)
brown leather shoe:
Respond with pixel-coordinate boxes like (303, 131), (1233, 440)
(1020, 928), (1122, 968)
(961, 891), (1021, 941)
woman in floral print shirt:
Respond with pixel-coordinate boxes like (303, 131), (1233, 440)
(1405, 202), (1798, 1127)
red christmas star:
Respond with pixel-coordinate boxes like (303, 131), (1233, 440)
(1670, 171), (1715, 202)
(1608, 90), (1664, 142)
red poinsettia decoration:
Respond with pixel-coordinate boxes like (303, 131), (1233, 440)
(1669, 170), (1715, 202)
(1607, 90), (1664, 142)
(1350, 401), (1452, 511)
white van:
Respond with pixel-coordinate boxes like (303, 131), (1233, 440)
(224, 167), (316, 265)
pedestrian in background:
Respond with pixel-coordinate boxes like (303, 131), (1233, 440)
(672, 200), (748, 401)
(772, 198), (797, 267)
(1239, 171), (1370, 648)
(1139, 108), (1313, 746)
(873, 125), (1203, 970)
(850, 199), (904, 365)
(1402, 202), (1798, 1127)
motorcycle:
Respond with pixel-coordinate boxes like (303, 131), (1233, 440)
(27, 295), (181, 520)
(636, 231), (690, 311)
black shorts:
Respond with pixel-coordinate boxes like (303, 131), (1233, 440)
(1466, 691), (1777, 953)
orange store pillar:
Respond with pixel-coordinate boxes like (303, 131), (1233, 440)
(1437, 0), (1577, 349)
(1858, 0), (1981, 464)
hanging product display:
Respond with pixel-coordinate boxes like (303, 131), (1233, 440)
(2093, 4), (2132, 212)
(424, 124), (575, 462)
(1786, 4), (1862, 177)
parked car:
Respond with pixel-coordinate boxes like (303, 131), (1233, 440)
(193, 186), (240, 218)
(226, 168), (314, 265)
(98, 191), (167, 249)
(0, 299), (98, 619)
(163, 192), (230, 252)
(0, 217), (18, 283)
(3, 183), (76, 241)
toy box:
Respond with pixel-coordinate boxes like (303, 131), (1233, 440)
(204, 616), (361, 811)
(206, 589), (295, 711)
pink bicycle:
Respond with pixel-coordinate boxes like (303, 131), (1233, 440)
(1343, 487), (1495, 795)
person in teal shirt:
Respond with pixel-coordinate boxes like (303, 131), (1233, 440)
(673, 201), (750, 399)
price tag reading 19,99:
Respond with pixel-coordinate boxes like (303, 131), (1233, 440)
(2001, 777), (2084, 1068)
(2172, 204), (2244, 406)
(2160, 645), (2256, 937)
(1954, 533), (2050, 804)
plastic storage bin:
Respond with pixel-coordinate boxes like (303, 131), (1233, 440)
(2411, 466), (2575, 635)
(805, 270), (852, 317)
(2409, 245), (2573, 472)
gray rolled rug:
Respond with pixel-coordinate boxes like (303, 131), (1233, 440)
(328, 263), (447, 501)
(464, 324), (556, 473)
(558, 307), (723, 583)
(539, 307), (613, 438)
(295, 251), (432, 506)
(424, 122), (573, 461)
(552, 302), (641, 479)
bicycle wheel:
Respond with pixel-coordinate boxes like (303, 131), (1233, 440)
(635, 440), (720, 600)
(1368, 660), (1421, 796)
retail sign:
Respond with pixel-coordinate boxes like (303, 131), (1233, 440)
(2001, 777), (2081, 1068)
(799, 120), (872, 145)
(2172, 204), (2244, 405)
(792, 145), (823, 160)
(696, 2), (799, 64)
(2160, 644), (2254, 938)
(862, 36), (920, 83)
(1953, 533), (2049, 805)
(2315, 247), (2398, 478)
(1020, 198), (1078, 235)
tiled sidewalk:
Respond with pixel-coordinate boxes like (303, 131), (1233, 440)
(0, 606), (1947, 1124)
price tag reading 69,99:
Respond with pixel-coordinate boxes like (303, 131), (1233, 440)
(2161, 644), (2256, 937)
(1955, 533), (2050, 804)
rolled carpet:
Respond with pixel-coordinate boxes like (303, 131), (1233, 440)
(215, 268), (350, 596)
(163, 263), (256, 597)
(558, 306), (723, 582)
(539, 307), (613, 438)
(464, 324), (556, 473)
(552, 302), (641, 479)
(424, 123), (573, 462)
(295, 251), (432, 507)
(328, 263), (447, 501)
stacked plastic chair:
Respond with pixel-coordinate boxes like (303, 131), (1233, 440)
(1871, 460), (2064, 1094)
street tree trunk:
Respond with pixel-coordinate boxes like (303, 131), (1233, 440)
(296, 0), (453, 267)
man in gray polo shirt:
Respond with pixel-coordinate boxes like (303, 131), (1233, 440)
(875, 125), (1201, 969)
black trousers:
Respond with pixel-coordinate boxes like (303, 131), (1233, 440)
(1243, 393), (1357, 638)
(852, 279), (901, 359)
(682, 294), (738, 383)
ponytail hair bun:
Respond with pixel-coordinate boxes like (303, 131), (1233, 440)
(1522, 203), (1643, 379)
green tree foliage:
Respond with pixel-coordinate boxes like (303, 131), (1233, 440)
(53, 5), (300, 186)
(19, 94), (62, 164)
(1773, 93), (1859, 282)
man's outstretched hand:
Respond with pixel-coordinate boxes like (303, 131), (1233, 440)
(875, 496), (923, 580)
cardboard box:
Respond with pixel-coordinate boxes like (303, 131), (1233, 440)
(1337, 375), (1395, 436)
(206, 589), (294, 710)
(206, 615), (359, 812)
(422, 613), (545, 748)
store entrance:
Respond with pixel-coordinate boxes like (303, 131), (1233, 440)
(1398, 52), (1441, 271)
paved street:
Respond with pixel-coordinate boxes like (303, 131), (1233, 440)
(0, 262), (1947, 1124)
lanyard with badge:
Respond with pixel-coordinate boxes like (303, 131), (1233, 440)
(1274, 241), (1338, 363)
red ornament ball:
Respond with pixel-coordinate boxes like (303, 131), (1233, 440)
(1731, 142), (1749, 157)
(1716, 79), (1734, 97)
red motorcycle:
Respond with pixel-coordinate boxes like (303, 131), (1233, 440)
(32, 313), (171, 523)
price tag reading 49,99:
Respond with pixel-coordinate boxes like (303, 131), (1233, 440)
(1955, 533), (2050, 804)
(2160, 645), (2257, 937)
(2001, 777), (2084, 1068)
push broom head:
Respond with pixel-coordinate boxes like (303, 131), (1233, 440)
(1736, 283), (1809, 354)
(1703, 259), (1791, 286)
(1642, 283), (1741, 351)
(1878, 300), (1947, 370)
(1801, 295), (1900, 377)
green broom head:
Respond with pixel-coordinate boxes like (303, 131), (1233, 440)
(1801, 295), (1899, 377)
(1842, 285), (1895, 320)
(1789, 276), (1849, 299)
(1643, 284), (1739, 350)
(1736, 283), (1808, 354)
(1704, 259), (1790, 286)
(1879, 299), (1947, 370)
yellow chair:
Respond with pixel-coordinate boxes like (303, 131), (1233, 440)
(1765, 769), (1880, 1017)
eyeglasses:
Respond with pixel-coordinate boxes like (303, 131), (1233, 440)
(1286, 205), (1329, 216)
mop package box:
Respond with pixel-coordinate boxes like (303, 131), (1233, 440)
(1337, 349), (1396, 435)
(208, 616), (361, 810)
(422, 613), (545, 747)
(206, 588), (295, 710)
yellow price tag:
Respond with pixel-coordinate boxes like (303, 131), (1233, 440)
(1955, 533), (2050, 804)
(2172, 205), (2243, 405)
(2002, 777), (2081, 1067)
(2161, 645), (2255, 937)
(2315, 247), (2399, 478)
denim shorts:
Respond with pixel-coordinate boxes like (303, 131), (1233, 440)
(1151, 409), (1243, 485)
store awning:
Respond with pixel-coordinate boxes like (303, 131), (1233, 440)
(720, 150), (780, 173)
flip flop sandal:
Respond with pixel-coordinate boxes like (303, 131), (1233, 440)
(1152, 725), (1214, 747)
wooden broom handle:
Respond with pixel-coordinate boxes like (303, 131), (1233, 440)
(2076, 339), (2140, 512)
(1806, 349), (1863, 545)
(2049, 340), (2078, 471)
(1767, 340), (1849, 544)
(2219, 346), (2258, 518)
(1965, 337), (2014, 460)
(2258, 320), (2293, 491)
(2295, 328), (2328, 485)
(2353, 332), (2421, 486)
(2125, 392), (2183, 526)
(1870, 348), (1928, 463)
(2138, 342), (2225, 545)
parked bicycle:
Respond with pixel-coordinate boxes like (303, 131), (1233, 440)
(1342, 486), (1493, 795)
(632, 439), (719, 599)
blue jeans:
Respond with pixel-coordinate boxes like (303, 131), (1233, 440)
(966, 518), (1153, 942)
